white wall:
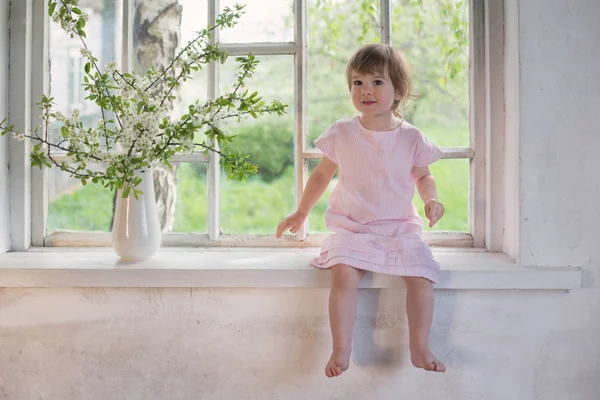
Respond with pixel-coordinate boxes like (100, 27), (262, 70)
(0, 1), (599, 399)
(0, 0), (10, 253)
(517, 0), (599, 268)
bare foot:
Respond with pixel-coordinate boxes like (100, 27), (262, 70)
(325, 347), (351, 377)
(411, 347), (446, 372)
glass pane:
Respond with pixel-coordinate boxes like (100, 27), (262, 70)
(414, 158), (469, 232)
(47, 0), (122, 234)
(172, 163), (208, 233)
(391, 0), (470, 147)
(47, 167), (114, 233)
(180, 0), (208, 42)
(307, 159), (337, 234)
(219, 0), (294, 43)
(307, 0), (380, 145)
(47, 163), (206, 234)
(218, 56), (294, 235)
(179, 0), (209, 110)
(48, 0), (122, 145)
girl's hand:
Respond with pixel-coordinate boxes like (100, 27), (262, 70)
(424, 199), (444, 227)
(276, 211), (307, 238)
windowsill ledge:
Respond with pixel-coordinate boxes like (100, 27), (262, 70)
(0, 247), (582, 290)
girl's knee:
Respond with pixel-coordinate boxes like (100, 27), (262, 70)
(331, 264), (364, 289)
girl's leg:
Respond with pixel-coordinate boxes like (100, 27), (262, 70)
(325, 264), (366, 377)
(402, 276), (446, 372)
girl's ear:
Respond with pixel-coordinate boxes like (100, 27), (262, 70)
(395, 82), (408, 100)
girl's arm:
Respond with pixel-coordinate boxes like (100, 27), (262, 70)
(276, 156), (337, 238)
(411, 165), (444, 227)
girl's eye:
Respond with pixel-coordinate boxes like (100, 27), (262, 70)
(374, 80), (384, 85)
(353, 80), (362, 86)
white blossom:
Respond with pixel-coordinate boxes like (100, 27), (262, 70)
(80, 48), (92, 59)
(105, 61), (118, 75)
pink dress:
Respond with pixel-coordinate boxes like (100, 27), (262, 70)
(310, 116), (443, 283)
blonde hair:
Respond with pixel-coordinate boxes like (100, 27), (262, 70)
(346, 44), (416, 116)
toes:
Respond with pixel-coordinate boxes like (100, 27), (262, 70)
(325, 363), (344, 377)
(432, 361), (446, 372)
(326, 362), (343, 378)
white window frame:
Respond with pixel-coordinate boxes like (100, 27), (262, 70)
(12, 0), (487, 250)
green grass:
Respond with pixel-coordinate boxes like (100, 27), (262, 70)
(48, 124), (469, 235)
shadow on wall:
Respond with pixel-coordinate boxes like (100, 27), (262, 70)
(350, 274), (465, 375)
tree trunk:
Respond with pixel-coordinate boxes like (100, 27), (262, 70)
(110, 0), (182, 232)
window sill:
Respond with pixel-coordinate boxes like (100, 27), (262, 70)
(0, 247), (582, 290)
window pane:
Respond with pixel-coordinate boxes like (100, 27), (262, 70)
(414, 158), (469, 232)
(391, 0), (470, 147)
(48, 0), (122, 145)
(179, 0), (209, 109)
(133, 0), (206, 112)
(172, 163), (208, 233)
(218, 56), (294, 235)
(307, 0), (380, 146)
(219, 0), (294, 43)
(47, 163), (206, 234)
(47, 169), (113, 233)
(47, 0), (122, 234)
(45, 1), (209, 235)
(171, 2), (209, 233)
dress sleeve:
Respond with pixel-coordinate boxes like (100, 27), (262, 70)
(413, 130), (443, 167)
(313, 121), (338, 164)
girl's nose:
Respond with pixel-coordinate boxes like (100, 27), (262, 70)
(361, 86), (372, 95)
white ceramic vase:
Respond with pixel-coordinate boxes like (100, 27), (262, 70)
(111, 168), (161, 261)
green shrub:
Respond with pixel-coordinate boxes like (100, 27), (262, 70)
(226, 118), (294, 182)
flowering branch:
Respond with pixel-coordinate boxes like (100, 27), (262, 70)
(0, 1), (287, 198)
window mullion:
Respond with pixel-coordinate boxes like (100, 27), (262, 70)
(219, 42), (296, 56)
(380, 0), (391, 45)
(484, 0), (505, 251)
(294, 0), (308, 240)
(208, 0), (221, 240)
(470, 0), (486, 247)
(8, 0), (34, 251)
(31, 0), (50, 246)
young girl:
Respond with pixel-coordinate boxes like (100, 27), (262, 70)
(276, 44), (446, 377)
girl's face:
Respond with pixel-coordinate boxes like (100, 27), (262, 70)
(350, 68), (402, 119)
